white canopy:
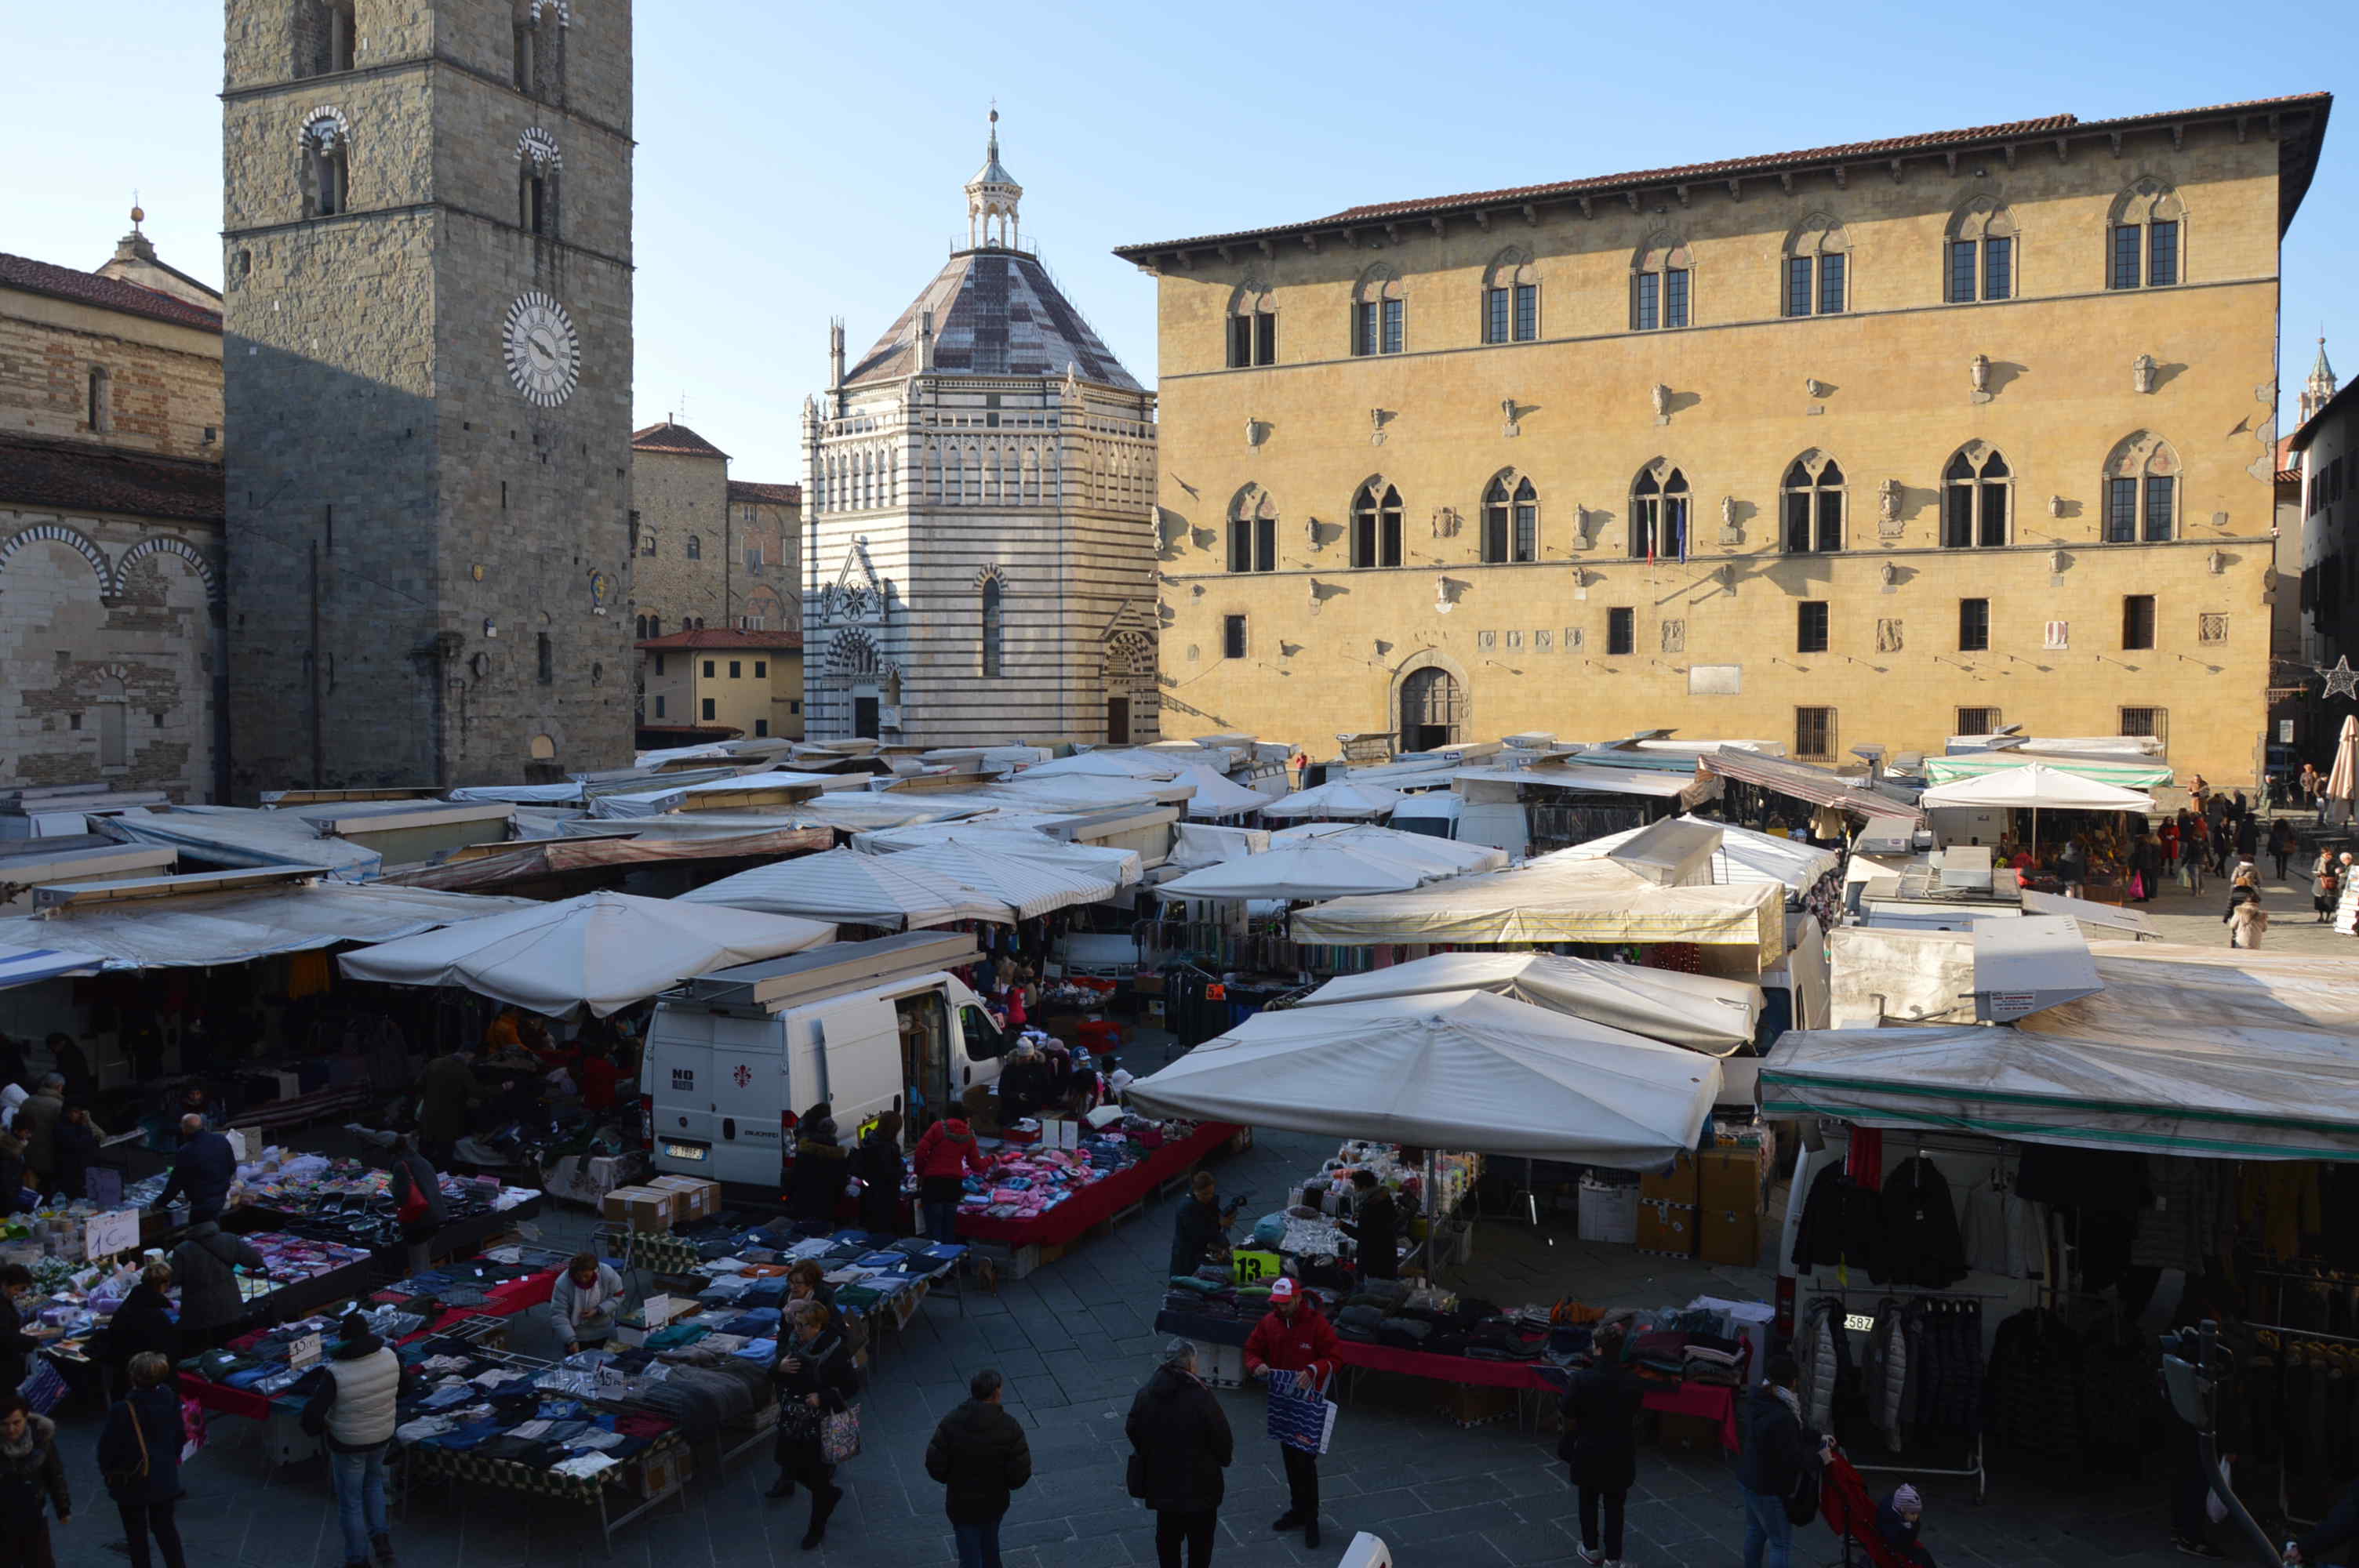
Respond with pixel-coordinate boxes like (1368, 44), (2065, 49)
(103, 807), (383, 881)
(1019, 750), (1183, 782)
(856, 825), (1143, 886)
(1270, 822), (1508, 876)
(678, 846), (1012, 928)
(446, 782), (588, 805)
(0, 940), (107, 990)
(1175, 764), (1276, 818)
(1759, 1019), (2359, 1161)
(0, 882), (534, 971)
(339, 890), (834, 1017)
(874, 841), (1118, 919)
(1292, 856), (1787, 967)
(1551, 814), (1840, 895)
(1258, 779), (1403, 821)
(1125, 990), (1721, 1166)
(1919, 763), (2156, 811)
(588, 771), (838, 819)
(1296, 950), (1762, 1054)
(1158, 843), (1430, 901)
(1168, 822), (1270, 869)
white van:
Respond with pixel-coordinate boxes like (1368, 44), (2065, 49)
(641, 931), (1009, 1189)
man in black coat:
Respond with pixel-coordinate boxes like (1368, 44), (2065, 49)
(99, 1264), (180, 1398)
(1733, 1351), (1826, 1568)
(923, 1368), (1033, 1568)
(785, 1108), (849, 1230)
(1168, 1171), (1227, 1281)
(1339, 1171), (1399, 1281)
(1558, 1319), (1645, 1565)
(154, 1117), (236, 1223)
(1126, 1341), (1233, 1568)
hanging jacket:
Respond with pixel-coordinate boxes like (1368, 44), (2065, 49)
(1790, 1163), (1885, 1276)
(1795, 1297), (1840, 1432)
(1868, 1298), (1909, 1449)
(1875, 1158), (1967, 1290)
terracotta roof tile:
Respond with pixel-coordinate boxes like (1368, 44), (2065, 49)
(0, 432), (224, 523)
(1115, 93), (2332, 256)
(637, 627), (802, 652)
(630, 420), (729, 459)
(727, 480), (802, 506)
(0, 252), (224, 333)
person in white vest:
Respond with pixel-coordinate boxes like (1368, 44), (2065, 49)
(301, 1312), (407, 1568)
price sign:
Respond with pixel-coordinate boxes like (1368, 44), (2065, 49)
(1231, 1250), (1282, 1284)
(289, 1333), (323, 1368)
(84, 1208), (140, 1261)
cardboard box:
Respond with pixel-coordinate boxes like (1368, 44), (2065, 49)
(1697, 1204), (1759, 1267)
(634, 1443), (694, 1500)
(600, 1185), (677, 1232)
(649, 1174), (720, 1221)
(1637, 1154), (1697, 1207)
(1696, 1149), (1763, 1215)
(1636, 1200), (1695, 1258)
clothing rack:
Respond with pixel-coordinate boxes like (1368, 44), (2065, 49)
(1804, 1287), (1991, 1501)
(2239, 1319), (2359, 1532)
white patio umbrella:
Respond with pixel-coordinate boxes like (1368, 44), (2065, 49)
(678, 845), (1012, 928)
(2328, 716), (2359, 827)
(336, 890), (834, 1017)
(1920, 761), (2154, 856)
(1257, 779), (1403, 821)
(1158, 842), (1430, 901)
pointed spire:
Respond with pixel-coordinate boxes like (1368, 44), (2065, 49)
(2303, 334), (2339, 426)
(965, 105), (1023, 250)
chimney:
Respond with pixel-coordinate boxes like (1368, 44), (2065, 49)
(917, 309), (936, 373)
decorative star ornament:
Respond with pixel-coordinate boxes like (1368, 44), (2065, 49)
(2323, 657), (2359, 700)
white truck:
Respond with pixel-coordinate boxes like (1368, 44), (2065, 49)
(640, 931), (1009, 1189)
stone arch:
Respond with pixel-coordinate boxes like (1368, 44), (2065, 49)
(0, 523), (112, 593)
(1229, 483), (1276, 524)
(1946, 194), (2017, 241)
(2104, 429), (2179, 478)
(1783, 212), (1849, 257)
(118, 535), (221, 604)
(1631, 229), (1691, 273)
(1352, 262), (1402, 303)
(296, 104), (351, 152)
(516, 126), (562, 169)
(529, 734), (557, 760)
(2108, 176), (2186, 227)
(1483, 245), (1536, 290)
(827, 628), (884, 678)
(1393, 648), (1472, 753)
(972, 562), (1009, 590)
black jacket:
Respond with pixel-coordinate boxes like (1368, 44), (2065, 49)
(52, 1119), (100, 1203)
(0, 1413), (69, 1530)
(1732, 1383), (1812, 1498)
(157, 1130), (237, 1220)
(170, 1221), (267, 1333)
(923, 1396), (1033, 1523)
(1125, 1363), (1232, 1515)
(1169, 1196), (1223, 1280)
(996, 1057), (1052, 1119)
(100, 1284), (180, 1374)
(97, 1387), (186, 1505)
(772, 1330), (859, 1464)
(0, 1291), (43, 1391)
(1875, 1157), (1967, 1289)
(786, 1133), (849, 1228)
(1557, 1363), (1646, 1493)
(1790, 1163), (1883, 1275)
(854, 1131), (906, 1236)
(1341, 1187), (1400, 1280)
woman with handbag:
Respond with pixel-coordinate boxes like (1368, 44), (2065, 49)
(387, 1134), (447, 1277)
(96, 1352), (187, 1568)
(1558, 1317), (1645, 1568)
(767, 1300), (860, 1550)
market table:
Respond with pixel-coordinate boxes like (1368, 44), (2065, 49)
(957, 1120), (1241, 1248)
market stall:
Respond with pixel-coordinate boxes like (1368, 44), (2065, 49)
(1292, 950), (1762, 1054)
(675, 846), (1012, 929)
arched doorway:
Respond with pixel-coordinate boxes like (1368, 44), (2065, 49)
(1399, 666), (1462, 753)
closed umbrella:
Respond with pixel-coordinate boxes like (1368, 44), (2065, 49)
(2329, 716), (2359, 827)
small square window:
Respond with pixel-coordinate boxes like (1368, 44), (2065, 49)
(1605, 608), (1635, 655)
(1797, 601), (1829, 654)
(653, 695), (666, 717)
(790, 700), (801, 715)
(2122, 595), (2157, 651)
(2197, 612), (2227, 646)
(729, 660), (742, 679)
(700, 697), (715, 720)
(754, 719), (769, 738)
(754, 660), (767, 677)
(1222, 615), (1248, 659)
(1795, 706), (1836, 760)
(703, 659), (716, 678)
(1957, 706), (2001, 735)
(1958, 598), (1990, 652)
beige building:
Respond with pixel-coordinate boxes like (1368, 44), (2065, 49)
(1116, 94), (2332, 785)
(636, 627), (803, 740)
(0, 218), (227, 801)
(627, 419), (799, 637)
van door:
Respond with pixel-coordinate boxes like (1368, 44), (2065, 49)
(786, 996), (903, 1134)
(712, 1025), (787, 1187)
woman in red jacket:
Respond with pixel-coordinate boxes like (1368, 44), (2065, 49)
(1242, 1278), (1339, 1550)
(911, 1117), (989, 1244)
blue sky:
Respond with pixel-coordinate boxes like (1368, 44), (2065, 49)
(9, 1), (2354, 480)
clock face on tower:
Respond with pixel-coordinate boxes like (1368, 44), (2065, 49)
(502, 291), (580, 407)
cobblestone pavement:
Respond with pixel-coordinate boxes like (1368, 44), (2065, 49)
(42, 1115), (2237, 1568)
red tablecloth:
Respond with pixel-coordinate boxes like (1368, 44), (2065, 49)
(957, 1122), (1239, 1248)
(179, 1372), (272, 1422)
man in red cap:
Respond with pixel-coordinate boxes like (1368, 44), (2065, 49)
(1242, 1276), (1340, 1549)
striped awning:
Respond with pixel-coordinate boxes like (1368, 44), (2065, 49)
(1698, 748), (1924, 824)
(0, 942), (104, 990)
(1920, 753), (2175, 789)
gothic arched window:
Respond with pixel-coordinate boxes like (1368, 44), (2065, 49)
(300, 113), (349, 220)
(1350, 481), (1403, 568)
(1629, 463), (1689, 560)
(1946, 198), (2016, 303)
(1943, 445), (2012, 548)
(2103, 433), (2180, 543)
(686, 535), (702, 561)
(2110, 179), (2185, 291)
(980, 578), (1004, 677)
(1631, 234), (1692, 331)
(1783, 216), (1848, 318)
(1783, 452), (1846, 554)
(1229, 487), (1278, 573)
(1228, 280), (1277, 368)
(1351, 267), (1404, 358)
(1483, 250), (1538, 344)
(1481, 474), (1538, 563)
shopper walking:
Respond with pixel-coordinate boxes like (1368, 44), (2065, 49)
(96, 1352), (187, 1568)
(767, 1300), (858, 1550)
(169, 1220), (265, 1352)
(854, 1111), (907, 1236)
(1169, 1171), (1227, 1280)
(923, 1368), (1032, 1568)
(549, 1252), (627, 1354)
(2317, 848), (2343, 924)
(1126, 1341), (1233, 1568)
(1558, 1316), (1645, 1568)
(301, 1313), (403, 1568)
(99, 1265), (178, 1400)
(153, 1116), (236, 1224)
(1244, 1276), (1340, 1549)
(0, 1390), (70, 1567)
(2270, 818), (2299, 882)
(912, 1113), (989, 1245)
(785, 1104), (849, 1230)
(1733, 1351), (1824, 1568)
(387, 1134), (447, 1277)
(2226, 884), (2270, 949)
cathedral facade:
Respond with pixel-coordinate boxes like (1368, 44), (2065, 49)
(801, 116), (1159, 748)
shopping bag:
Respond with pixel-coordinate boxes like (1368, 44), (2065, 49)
(1264, 1369), (1337, 1456)
(180, 1397), (209, 1464)
(16, 1359), (66, 1416)
(820, 1403), (863, 1464)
